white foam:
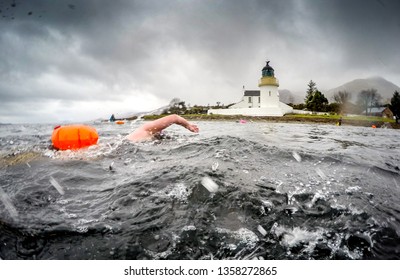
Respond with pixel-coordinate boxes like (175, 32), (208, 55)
(271, 224), (324, 248)
(261, 200), (274, 209)
(216, 227), (259, 248)
(281, 227), (321, 247)
(182, 225), (196, 231)
(167, 183), (190, 202)
(346, 185), (361, 194)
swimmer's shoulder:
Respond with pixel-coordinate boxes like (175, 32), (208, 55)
(126, 129), (153, 142)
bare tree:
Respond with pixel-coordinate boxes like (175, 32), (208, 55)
(357, 88), (382, 116)
(333, 91), (352, 113)
(169, 98), (181, 106)
(334, 90), (351, 104)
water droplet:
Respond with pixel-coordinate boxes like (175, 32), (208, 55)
(315, 168), (327, 180)
(292, 151), (302, 162)
(257, 225), (267, 236)
(201, 176), (219, 193)
(0, 187), (18, 220)
(49, 176), (65, 195)
(212, 162), (219, 171)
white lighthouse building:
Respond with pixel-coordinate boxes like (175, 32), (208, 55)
(208, 61), (293, 116)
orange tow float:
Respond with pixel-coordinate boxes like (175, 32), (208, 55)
(51, 125), (99, 150)
(115, 120), (125, 125)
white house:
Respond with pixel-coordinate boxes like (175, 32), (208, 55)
(208, 61), (293, 116)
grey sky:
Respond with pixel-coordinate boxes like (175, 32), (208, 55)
(1, 0), (399, 123)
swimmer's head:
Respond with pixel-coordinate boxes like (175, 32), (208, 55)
(153, 130), (171, 140)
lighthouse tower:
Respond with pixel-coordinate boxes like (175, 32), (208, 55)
(259, 61), (280, 108)
(207, 60), (293, 116)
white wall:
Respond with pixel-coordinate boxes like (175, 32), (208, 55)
(230, 96), (260, 109)
(292, 109), (329, 115)
(260, 84), (280, 108)
(208, 103), (293, 116)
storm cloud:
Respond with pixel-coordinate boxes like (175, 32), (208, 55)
(1, 0), (399, 123)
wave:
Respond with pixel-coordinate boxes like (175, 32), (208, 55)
(1, 129), (400, 259)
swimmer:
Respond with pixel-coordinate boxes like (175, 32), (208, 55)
(126, 114), (199, 142)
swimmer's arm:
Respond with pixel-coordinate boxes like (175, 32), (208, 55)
(141, 114), (199, 134)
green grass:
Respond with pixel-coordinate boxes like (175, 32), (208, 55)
(342, 115), (394, 122)
(285, 114), (339, 119)
(141, 113), (395, 124)
(286, 114), (394, 123)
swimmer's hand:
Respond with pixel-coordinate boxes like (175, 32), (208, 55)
(187, 124), (199, 133)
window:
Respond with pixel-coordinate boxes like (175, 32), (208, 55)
(269, 91), (271, 97)
(248, 97), (252, 103)
(258, 96), (260, 103)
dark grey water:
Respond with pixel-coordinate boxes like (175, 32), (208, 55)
(0, 121), (399, 259)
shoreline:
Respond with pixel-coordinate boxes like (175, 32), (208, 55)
(117, 114), (400, 129)
(180, 114), (400, 129)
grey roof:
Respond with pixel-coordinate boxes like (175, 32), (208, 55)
(244, 90), (260, 96)
(362, 107), (387, 113)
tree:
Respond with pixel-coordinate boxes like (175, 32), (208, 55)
(305, 80), (317, 107)
(169, 98), (181, 106)
(389, 90), (400, 120)
(304, 80), (329, 112)
(308, 90), (328, 112)
(293, 103), (305, 110)
(333, 90), (352, 113)
(186, 105), (208, 114)
(326, 102), (340, 114)
(357, 88), (382, 116)
(163, 101), (187, 115)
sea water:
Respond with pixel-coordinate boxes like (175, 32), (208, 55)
(0, 120), (399, 259)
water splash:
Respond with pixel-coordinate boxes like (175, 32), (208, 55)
(166, 183), (190, 202)
(0, 122), (399, 260)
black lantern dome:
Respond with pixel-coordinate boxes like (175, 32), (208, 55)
(262, 61), (274, 77)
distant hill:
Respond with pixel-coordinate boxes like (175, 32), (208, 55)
(279, 89), (304, 104)
(107, 98), (183, 120)
(324, 76), (400, 103)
